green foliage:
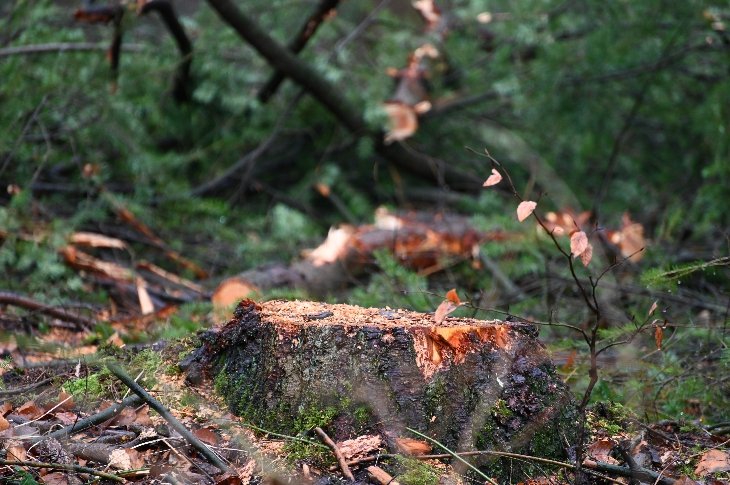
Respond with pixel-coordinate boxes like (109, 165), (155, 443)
(63, 372), (109, 401)
(394, 456), (440, 485)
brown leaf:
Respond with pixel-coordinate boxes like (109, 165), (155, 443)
(570, 231), (589, 257)
(695, 449), (730, 476)
(654, 325), (663, 350)
(42, 472), (69, 485)
(580, 243), (593, 267)
(109, 448), (145, 470)
(482, 168), (502, 187)
(54, 411), (78, 426)
(648, 300), (658, 316)
(516, 201), (537, 222)
(587, 438), (618, 464)
(56, 390), (75, 412)
(0, 415), (9, 431)
(434, 300), (458, 324)
(394, 437), (431, 456)
(193, 427), (220, 446)
(445, 288), (461, 305)
(6, 444), (27, 462)
(16, 401), (44, 420)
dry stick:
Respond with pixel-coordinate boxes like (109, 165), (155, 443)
(138, 0), (193, 102)
(258, 0), (341, 102)
(0, 378), (53, 398)
(313, 426), (355, 482)
(40, 395), (144, 442)
(0, 42), (144, 58)
(0, 291), (95, 329)
(106, 361), (230, 473)
(0, 459), (123, 482)
(205, 0), (482, 193)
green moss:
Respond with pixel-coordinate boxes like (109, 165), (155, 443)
(63, 372), (107, 400)
(394, 456), (440, 485)
(493, 399), (513, 418)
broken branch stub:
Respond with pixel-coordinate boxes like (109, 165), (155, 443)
(190, 299), (577, 476)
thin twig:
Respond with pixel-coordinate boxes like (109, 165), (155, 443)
(0, 42), (144, 58)
(314, 426), (354, 481)
(106, 361), (230, 473)
(0, 291), (95, 329)
(0, 458), (123, 482)
(0, 377), (53, 398)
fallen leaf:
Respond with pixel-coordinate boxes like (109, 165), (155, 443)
(109, 448), (145, 470)
(517, 201), (537, 222)
(587, 438), (618, 464)
(694, 449), (730, 476)
(0, 415), (9, 431)
(193, 427), (220, 446)
(395, 437), (431, 456)
(16, 401), (44, 420)
(42, 472), (69, 485)
(570, 231), (589, 257)
(580, 243), (593, 267)
(483, 168), (502, 187)
(54, 412), (78, 426)
(6, 443), (27, 461)
(56, 390), (75, 411)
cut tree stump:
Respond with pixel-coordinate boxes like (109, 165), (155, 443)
(186, 299), (577, 476)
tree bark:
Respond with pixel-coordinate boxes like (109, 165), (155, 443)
(188, 299), (577, 480)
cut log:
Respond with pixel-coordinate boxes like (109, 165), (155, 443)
(187, 299), (577, 479)
(212, 208), (507, 305)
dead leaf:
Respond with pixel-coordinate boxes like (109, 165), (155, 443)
(42, 472), (69, 485)
(517, 201), (537, 222)
(586, 438), (618, 464)
(6, 443), (27, 461)
(135, 406), (153, 426)
(106, 331), (125, 348)
(580, 243), (593, 267)
(56, 390), (75, 411)
(193, 427), (220, 446)
(434, 300), (458, 324)
(54, 411), (78, 426)
(673, 476), (700, 485)
(0, 415), (9, 431)
(694, 449), (730, 476)
(654, 325), (663, 350)
(570, 231), (589, 257)
(109, 448), (145, 470)
(445, 288), (461, 305)
(16, 400), (45, 420)
(395, 437), (431, 456)
(648, 300), (658, 316)
(483, 168), (502, 187)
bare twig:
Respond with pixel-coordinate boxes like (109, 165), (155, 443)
(0, 291), (95, 329)
(314, 427), (354, 481)
(41, 395), (144, 442)
(0, 42), (144, 58)
(106, 361), (230, 473)
(0, 458), (123, 482)
(0, 378), (53, 398)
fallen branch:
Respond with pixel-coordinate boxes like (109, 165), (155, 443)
(0, 42), (144, 58)
(106, 361), (230, 473)
(0, 377), (53, 398)
(258, 0), (341, 102)
(42, 395), (144, 442)
(0, 291), (95, 329)
(205, 0), (482, 192)
(314, 426), (354, 481)
(0, 458), (123, 482)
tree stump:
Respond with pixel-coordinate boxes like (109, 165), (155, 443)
(188, 299), (577, 476)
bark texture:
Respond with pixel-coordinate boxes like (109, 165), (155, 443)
(188, 299), (577, 474)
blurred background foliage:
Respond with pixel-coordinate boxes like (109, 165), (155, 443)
(0, 0), (728, 422)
